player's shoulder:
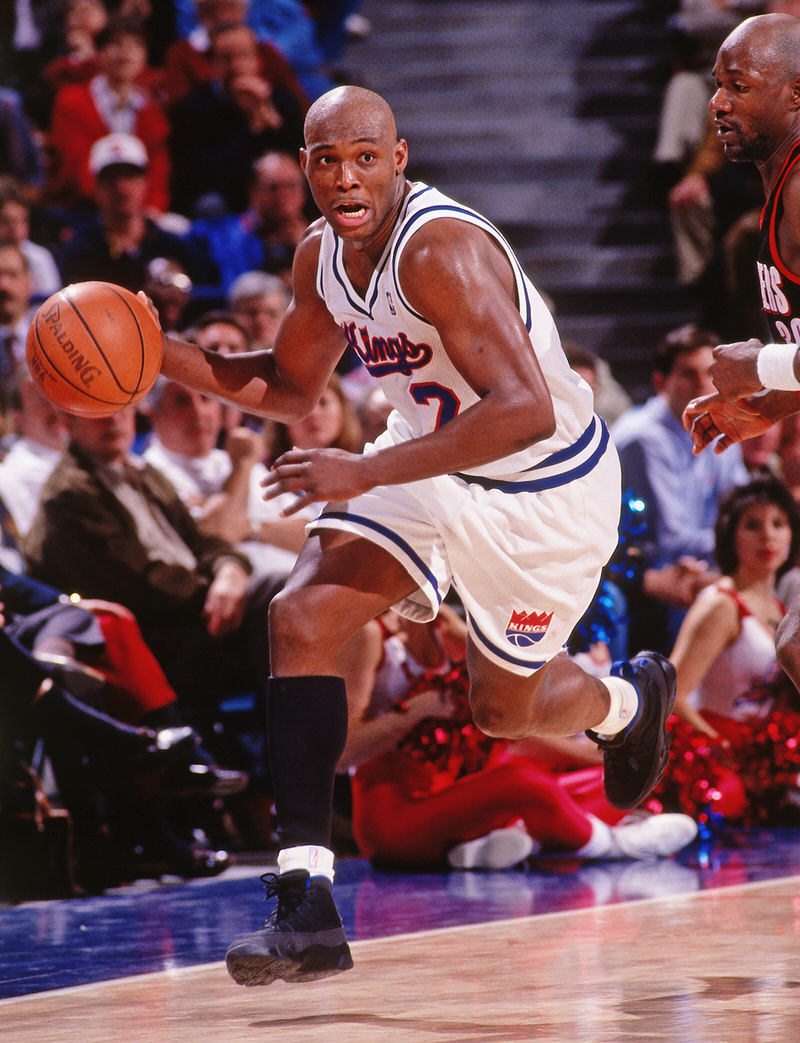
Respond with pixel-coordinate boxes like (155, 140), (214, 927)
(291, 218), (326, 275)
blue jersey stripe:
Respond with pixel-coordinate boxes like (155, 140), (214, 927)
(317, 510), (444, 607)
(453, 418), (609, 493)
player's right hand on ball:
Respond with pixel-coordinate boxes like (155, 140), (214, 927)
(682, 393), (773, 454)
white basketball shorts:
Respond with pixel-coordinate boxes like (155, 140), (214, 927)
(308, 414), (621, 676)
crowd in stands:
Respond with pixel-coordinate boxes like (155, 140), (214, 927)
(2, 0), (800, 901)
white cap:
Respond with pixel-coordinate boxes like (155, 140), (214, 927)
(89, 133), (149, 176)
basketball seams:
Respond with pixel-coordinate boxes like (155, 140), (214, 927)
(31, 312), (124, 409)
(64, 284), (144, 398)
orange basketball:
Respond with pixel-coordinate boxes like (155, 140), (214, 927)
(25, 281), (163, 418)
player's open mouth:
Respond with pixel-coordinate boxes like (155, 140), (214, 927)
(334, 203), (368, 221)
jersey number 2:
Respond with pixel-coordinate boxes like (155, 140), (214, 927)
(409, 383), (460, 428)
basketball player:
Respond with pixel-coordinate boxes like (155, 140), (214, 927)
(158, 85), (677, 986)
(682, 13), (800, 692)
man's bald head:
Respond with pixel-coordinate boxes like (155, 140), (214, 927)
(721, 12), (800, 82)
(303, 86), (399, 150)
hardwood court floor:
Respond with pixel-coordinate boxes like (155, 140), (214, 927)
(2, 829), (800, 1041)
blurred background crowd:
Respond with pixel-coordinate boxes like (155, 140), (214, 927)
(3, 0), (800, 902)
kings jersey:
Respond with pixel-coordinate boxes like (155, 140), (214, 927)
(316, 182), (598, 483)
(758, 142), (800, 344)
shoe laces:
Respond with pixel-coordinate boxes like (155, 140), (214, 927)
(259, 870), (307, 920)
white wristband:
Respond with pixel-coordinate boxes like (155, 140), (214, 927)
(756, 342), (800, 390)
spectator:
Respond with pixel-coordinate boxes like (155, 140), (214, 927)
(169, 23), (305, 217)
(41, 0), (109, 100)
(0, 369), (67, 538)
(187, 149), (311, 304)
(611, 323), (750, 654)
(44, 16), (171, 215)
(188, 309), (251, 355)
(228, 269), (291, 349)
(163, 0), (309, 113)
(56, 132), (192, 291)
(22, 406), (281, 714)
(0, 87), (44, 191)
(0, 240), (35, 423)
(562, 341), (632, 427)
(143, 256), (194, 332)
(0, 175), (60, 304)
(657, 475), (800, 825)
(184, 310), (255, 431)
(142, 377), (299, 601)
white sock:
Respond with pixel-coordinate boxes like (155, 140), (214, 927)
(574, 815), (612, 859)
(595, 676), (639, 739)
(277, 845), (335, 882)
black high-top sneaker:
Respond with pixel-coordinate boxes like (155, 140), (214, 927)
(586, 650), (677, 809)
(225, 870), (353, 985)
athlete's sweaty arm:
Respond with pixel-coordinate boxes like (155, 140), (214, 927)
(266, 219), (557, 514)
(159, 225), (348, 423)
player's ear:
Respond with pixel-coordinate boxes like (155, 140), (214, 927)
(394, 138), (408, 176)
(791, 76), (800, 111)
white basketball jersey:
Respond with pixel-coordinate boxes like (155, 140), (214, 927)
(316, 182), (597, 482)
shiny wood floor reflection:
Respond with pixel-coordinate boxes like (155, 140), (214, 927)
(3, 875), (800, 1042)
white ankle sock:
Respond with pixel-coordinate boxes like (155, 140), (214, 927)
(277, 845), (335, 882)
(575, 815), (613, 859)
(595, 676), (639, 739)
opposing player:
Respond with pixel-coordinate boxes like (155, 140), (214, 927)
(158, 85), (676, 986)
(682, 13), (800, 690)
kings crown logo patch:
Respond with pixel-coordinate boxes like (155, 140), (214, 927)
(506, 609), (553, 647)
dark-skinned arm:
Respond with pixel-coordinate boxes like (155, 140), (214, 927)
(267, 219), (557, 513)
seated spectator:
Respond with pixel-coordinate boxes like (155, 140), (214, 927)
(163, 0), (309, 113)
(22, 406), (281, 714)
(142, 376), (297, 583)
(187, 149), (311, 305)
(258, 372), (364, 553)
(0, 240), (35, 425)
(345, 607), (697, 870)
(562, 341), (631, 427)
(244, 0), (337, 101)
(656, 475), (800, 826)
(44, 16), (171, 215)
(41, 0), (108, 99)
(0, 87), (44, 191)
(0, 175), (60, 304)
(188, 309), (251, 355)
(228, 269), (291, 349)
(144, 256), (194, 332)
(56, 132), (193, 291)
(169, 23), (305, 217)
(0, 370), (67, 538)
(610, 323), (750, 655)
(183, 310), (254, 431)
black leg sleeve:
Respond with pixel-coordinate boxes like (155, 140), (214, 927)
(267, 676), (348, 850)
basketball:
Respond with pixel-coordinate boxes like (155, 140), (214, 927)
(25, 281), (163, 418)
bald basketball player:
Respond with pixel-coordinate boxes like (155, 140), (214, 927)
(158, 85), (676, 986)
(683, 13), (800, 691)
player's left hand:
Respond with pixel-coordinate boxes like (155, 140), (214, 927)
(682, 392), (773, 454)
(710, 338), (764, 399)
(263, 447), (371, 515)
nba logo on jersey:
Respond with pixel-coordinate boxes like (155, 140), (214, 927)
(506, 609), (553, 647)
(386, 291), (396, 315)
